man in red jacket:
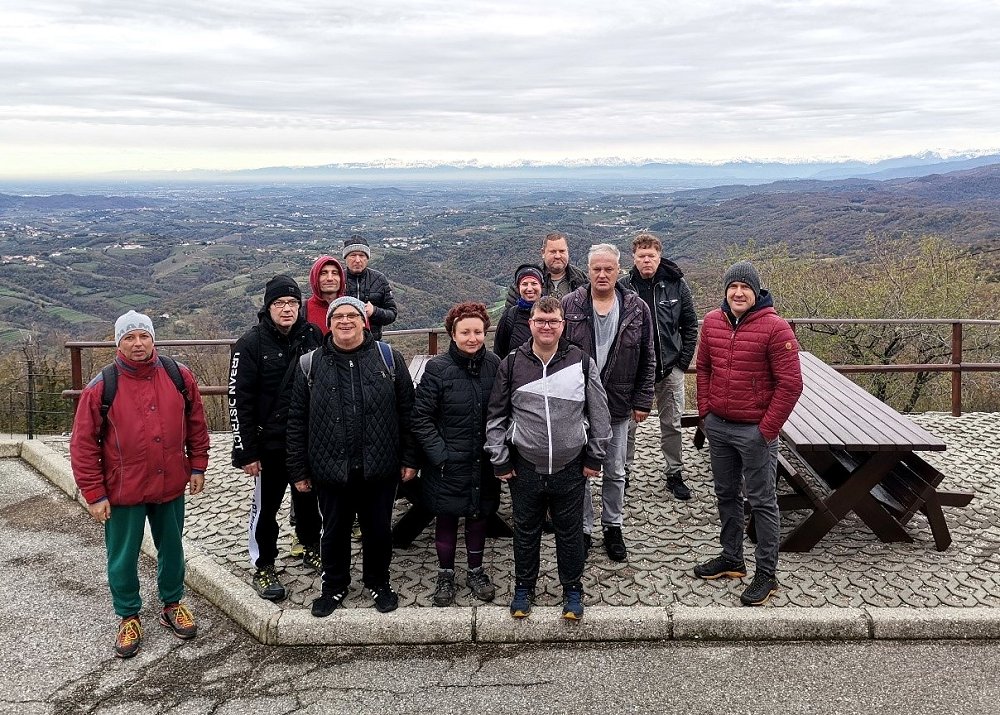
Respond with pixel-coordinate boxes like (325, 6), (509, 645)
(694, 262), (802, 606)
(70, 310), (210, 657)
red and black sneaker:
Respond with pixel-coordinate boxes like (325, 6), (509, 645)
(160, 602), (198, 640)
(115, 615), (142, 658)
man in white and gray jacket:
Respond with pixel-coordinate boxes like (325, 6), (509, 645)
(486, 296), (611, 621)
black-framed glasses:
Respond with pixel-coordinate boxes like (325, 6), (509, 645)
(530, 319), (564, 328)
(271, 299), (299, 310)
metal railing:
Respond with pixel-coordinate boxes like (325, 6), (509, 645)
(62, 319), (1000, 416)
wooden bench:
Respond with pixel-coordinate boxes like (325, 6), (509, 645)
(759, 351), (972, 551)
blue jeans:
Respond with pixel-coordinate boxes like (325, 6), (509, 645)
(584, 418), (629, 533)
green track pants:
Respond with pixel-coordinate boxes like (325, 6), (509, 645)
(104, 495), (186, 618)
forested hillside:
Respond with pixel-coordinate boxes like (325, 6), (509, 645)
(1, 164), (998, 346)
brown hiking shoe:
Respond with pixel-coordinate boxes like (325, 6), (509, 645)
(160, 602), (198, 640)
(115, 615), (142, 658)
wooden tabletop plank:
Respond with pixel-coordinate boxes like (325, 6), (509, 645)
(782, 352), (946, 451)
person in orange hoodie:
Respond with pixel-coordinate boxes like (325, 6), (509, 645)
(305, 255), (347, 333)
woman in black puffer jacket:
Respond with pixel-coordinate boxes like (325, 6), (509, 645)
(411, 302), (501, 606)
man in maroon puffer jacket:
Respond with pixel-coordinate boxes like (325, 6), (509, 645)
(694, 261), (802, 606)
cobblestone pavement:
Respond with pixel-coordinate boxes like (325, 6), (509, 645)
(44, 412), (1000, 612)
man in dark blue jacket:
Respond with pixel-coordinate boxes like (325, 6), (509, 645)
(563, 244), (655, 562)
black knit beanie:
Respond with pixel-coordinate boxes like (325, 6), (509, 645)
(722, 261), (761, 298)
(263, 274), (302, 307)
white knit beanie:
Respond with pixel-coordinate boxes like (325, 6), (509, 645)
(114, 310), (155, 345)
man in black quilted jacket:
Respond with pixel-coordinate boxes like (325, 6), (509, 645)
(287, 296), (419, 618)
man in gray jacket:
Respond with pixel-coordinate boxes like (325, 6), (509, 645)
(486, 296), (611, 621)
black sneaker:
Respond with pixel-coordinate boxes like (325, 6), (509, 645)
(432, 569), (457, 607)
(693, 555), (747, 580)
(302, 546), (322, 573)
(666, 474), (692, 500)
(370, 583), (399, 613)
(509, 585), (533, 618)
(311, 588), (348, 618)
(740, 573), (778, 606)
(603, 526), (627, 562)
(466, 566), (496, 602)
(252, 565), (287, 601)
(562, 586), (584, 620)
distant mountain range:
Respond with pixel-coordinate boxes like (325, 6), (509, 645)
(4, 152), (1000, 194)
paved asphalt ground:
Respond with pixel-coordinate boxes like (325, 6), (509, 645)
(0, 415), (1000, 715)
(4, 437), (1000, 713)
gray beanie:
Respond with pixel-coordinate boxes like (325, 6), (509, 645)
(722, 261), (761, 298)
(326, 296), (367, 325)
(343, 235), (371, 259)
(115, 310), (155, 345)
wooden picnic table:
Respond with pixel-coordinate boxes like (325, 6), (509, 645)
(772, 351), (973, 551)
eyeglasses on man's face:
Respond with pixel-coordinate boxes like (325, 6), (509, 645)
(530, 318), (564, 328)
(330, 312), (363, 323)
(271, 299), (299, 310)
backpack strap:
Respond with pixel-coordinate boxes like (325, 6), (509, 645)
(376, 340), (395, 379)
(99, 364), (118, 441)
(299, 349), (318, 387)
(158, 355), (191, 414)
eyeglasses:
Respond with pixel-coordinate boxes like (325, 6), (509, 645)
(271, 299), (299, 310)
(530, 319), (564, 328)
(330, 312), (363, 323)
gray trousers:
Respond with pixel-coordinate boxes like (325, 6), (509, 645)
(627, 367), (685, 476)
(583, 418), (629, 534)
(703, 413), (780, 577)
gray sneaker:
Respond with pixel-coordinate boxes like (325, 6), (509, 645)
(432, 569), (456, 607)
(466, 566), (496, 602)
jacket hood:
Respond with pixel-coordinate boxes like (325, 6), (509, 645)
(309, 255), (347, 301)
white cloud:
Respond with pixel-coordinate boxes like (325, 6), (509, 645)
(2, 0), (1000, 175)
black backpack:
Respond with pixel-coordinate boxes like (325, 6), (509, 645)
(99, 355), (190, 439)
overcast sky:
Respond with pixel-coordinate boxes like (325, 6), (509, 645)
(2, 0), (1000, 177)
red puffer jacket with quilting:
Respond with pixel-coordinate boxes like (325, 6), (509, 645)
(695, 300), (803, 441)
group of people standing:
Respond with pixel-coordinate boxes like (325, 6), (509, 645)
(70, 228), (803, 658)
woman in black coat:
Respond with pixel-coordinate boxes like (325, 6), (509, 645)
(493, 264), (543, 358)
(410, 301), (501, 606)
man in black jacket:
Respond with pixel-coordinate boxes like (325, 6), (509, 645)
(343, 235), (398, 340)
(287, 296), (419, 617)
(619, 232), (699, 500)
(504, 232), (589, 308)
(230, 275), (323, 601)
